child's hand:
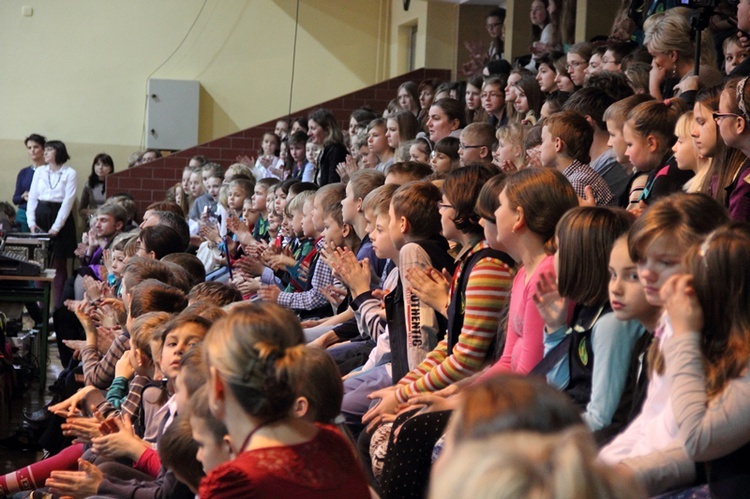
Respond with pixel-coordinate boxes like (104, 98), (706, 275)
(115, 350), (135, 380)
(91, 414), (147, 462)
(525, 147), (542, 169)
(236, 154), (254, 167)
(46, 459), (104, 499)
(405, 266), (450, 315)
(578, 186), (596, 207)
(661, 274), (703, 337)
(321, 284), (347, 309)
(62, 415), (103, 445)
(335, 251), (372, 298)
(532, 270), (568, 332)
(257, 284), (281, 303)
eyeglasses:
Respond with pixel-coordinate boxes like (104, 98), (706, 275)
(486, 22), (502, 30)
(566, 61), (587, 70)
(713, 112), (743, 123)
(437, 203), (454, 210)
(481, 92), (503, 99)
(459, 144), (484, 150)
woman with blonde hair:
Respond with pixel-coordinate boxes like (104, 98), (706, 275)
(644, 7), (717, 100)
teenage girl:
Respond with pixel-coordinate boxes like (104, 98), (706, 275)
(690, 86), (746, 208)
(592, 231), (662, 445)
(27, 139), (77, 308)
(385, 111), (420, 153)
(512, 73), (544, 125)
(200, 303), (369, 497)
(464, 75), (486, 124)
(599, 193), (729, 496)
(715, 76), (750, 222)
(623, 99), (693, 210)
(534, 207), (643, 431)
(673, 112), (710, 193)
(79, 153), (114, 225)
(662, 224), (750, 495)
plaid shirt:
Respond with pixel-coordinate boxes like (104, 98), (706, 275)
(277, 238), (337, 312)
(563, 160), (615, 206)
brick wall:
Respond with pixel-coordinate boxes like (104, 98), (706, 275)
(108, 68), (451, 218)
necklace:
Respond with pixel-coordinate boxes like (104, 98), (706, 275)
(48, 167), (62, 191)
(235, 421), (268, 455)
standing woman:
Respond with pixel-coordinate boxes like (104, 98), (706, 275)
(14, 134), (46, 232)
(79, 153), (114, 226)
(308, 109), (347, 186)
(27, 140), (77, 308)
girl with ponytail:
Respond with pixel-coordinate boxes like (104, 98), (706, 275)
(201, 302), (369, 498)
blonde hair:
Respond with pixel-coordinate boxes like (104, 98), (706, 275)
(644, 7), (716, 68)
(430, 428), (639, 499)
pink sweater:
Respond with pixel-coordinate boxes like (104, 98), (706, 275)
(480, 254), (554, 379)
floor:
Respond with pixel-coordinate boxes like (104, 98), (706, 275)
(0, 332), (62, 475)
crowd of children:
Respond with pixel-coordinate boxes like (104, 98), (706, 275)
(7, 3), (750, 498)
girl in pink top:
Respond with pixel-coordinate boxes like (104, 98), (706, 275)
(481, 168), (578, 378)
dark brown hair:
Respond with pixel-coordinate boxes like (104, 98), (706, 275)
(503, 169), (578, 251)
(391, 181), (443, 239)
(556, 207), (634, 307)
(442, 165), (497, 236)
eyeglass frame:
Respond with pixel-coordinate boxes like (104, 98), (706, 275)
(713, 112), (743, 123)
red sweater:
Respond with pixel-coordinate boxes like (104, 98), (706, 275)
(199, 424), (369, 498)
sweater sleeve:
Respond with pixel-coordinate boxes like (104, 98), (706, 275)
(394, 259), (512, 403)
(582, 314), (644, 431)
(664, 332), (750, 461)
(82, 334), (130, 389)
(133, 447), (162, 478)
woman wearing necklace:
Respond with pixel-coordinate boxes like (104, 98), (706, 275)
(27, 139), (77, 309)
(201, 303), (370, 498)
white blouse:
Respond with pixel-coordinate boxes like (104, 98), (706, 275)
(27, 164), (77, 233)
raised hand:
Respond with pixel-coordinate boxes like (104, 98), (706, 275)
(661, 273), (703, 337)
(532, 270), (569, 331)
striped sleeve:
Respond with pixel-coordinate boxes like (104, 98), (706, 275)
(396, 258), (512, 403)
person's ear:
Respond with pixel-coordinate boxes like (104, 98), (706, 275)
(356, 197), (363, 212)
(115, 221), (124, 232)
(479, 146), (490, 160)
(554, 137), (565, 153)
(645, 134), (660, 153)
(209, 366), (226, 420)
(450, 119), (461, 132)
(737, 116), (747, 135)
(399, 215), (410, 235)
(292, 396), (309, 419)
(512, 205), (526, 233)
